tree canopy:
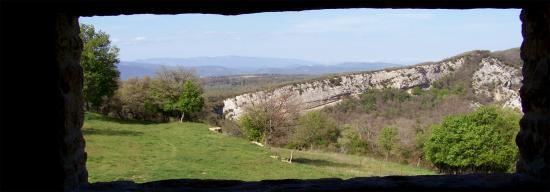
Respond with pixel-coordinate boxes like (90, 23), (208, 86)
(175, 80), (204, 122)
(378, 126), (399, 161)
(80, 24), (120, 110)
(239, 93), (299, 146)
(424, 105), (520, 174)
(149, 67), (198, 118)
(290, 111), (339, 150)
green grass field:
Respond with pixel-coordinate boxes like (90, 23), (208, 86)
(84, 113), (435, 183)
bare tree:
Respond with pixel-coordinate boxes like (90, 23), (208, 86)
(241, 92), (300, 146)
(150, 66), (199, 102)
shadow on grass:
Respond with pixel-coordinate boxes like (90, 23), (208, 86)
(292, 158), (358, 168)
(85, 112), (160, 125)
(83, 128), (144, 136)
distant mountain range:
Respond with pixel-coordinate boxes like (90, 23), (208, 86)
(117, 56), (402, 80)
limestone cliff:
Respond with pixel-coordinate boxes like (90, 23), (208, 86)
(223, 50), (522, 120)
(472, 57), (522, 109)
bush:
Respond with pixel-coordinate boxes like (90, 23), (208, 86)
(238, 93), (299, 146)
(332, 97), (360, 113)
(378, 126), (399, 161)
(411, 86), (423, 96)
(424, 105), (520, 174)
(337, 124), (368, 154)
(220, 119), (244, 137)
(360, 92), (377, 112)
(239, 113), (267, 142)
(360, 88), (410, 113)
(289, 111), (339, 150)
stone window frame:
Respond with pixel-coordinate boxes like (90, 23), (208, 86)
(0, 1), (548, 191)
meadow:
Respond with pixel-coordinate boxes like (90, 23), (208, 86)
(84, 113), (434, 183)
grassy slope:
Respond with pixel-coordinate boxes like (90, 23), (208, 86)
(84, 113), (434, 183)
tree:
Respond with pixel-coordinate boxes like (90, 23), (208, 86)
(116, 76), (160, 121)
(175, 80), (204, 122)
(378, 126), (399, 161)
(424, 105), (520, 174)
(80, 24), (120, 110)
(337, 124), (368, 154)
(239, 93), (299, 146)
(149, 67), (198, 119)
(239, 111), (268, 142)
(290, 111), (339, 150)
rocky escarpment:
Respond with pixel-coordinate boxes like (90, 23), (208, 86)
(223, 50), (522, 120)
(472, 57), (522, 109)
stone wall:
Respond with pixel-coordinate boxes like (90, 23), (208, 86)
(0, 11), (87, 191)
(55, 13), (88, 190)
(516, 6), (550, 181)
(1, 0), (549, 191)
(88, 173), (548, 191)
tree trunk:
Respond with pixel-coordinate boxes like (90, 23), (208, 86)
(289, 150), (293, 163)
(263, 130), (267, 146)
(265, 119), (272, 146)
(180, 112), (185, 122)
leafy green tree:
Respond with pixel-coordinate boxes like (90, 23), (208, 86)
(149, 67), (198, 120)
(175, 80), (204, 122)
(80, 24), (120, 110)
(290, 111), (339, 150)
(337, 124), (368, 154)
(239, 111), (268, 142)
(424, 105), (520, 174)
(378, 126), (399, 161)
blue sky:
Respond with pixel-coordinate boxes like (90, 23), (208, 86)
(80, 8), (521, 65)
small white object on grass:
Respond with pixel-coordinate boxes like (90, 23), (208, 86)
(208, 127), (222, 133)
(251, 141), (264, 147)
(281, 150), (294, 163)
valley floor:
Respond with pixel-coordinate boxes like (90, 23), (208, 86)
(83, 113), (434, 183)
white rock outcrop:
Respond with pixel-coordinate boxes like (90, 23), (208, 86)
(223, 54), (523, 120)
(472, 58), (522, 110)
(223, 58), (465, 120)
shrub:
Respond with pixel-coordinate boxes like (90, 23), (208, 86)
(289, 111), (339, 150)
(239, 113), (267, 142)
(411, 86), (423, 96)
(378, 126), (399, 161)
(360, 88), (410, 113)
(239, 93), (299, 145)
(333, 97), (360, 113)
(337, 124), (368, 154)
(424, 105), (520, 174)
(220, 119), (244, 137)
(360, 91), (377, 112)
